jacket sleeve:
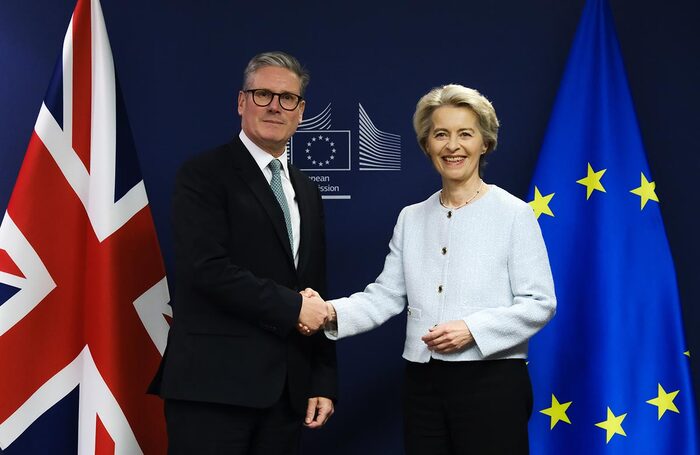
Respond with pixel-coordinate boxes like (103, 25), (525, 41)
(464, 204), (557, 357)
(309, 333), (338, 400)
(326, 208), (409, 340)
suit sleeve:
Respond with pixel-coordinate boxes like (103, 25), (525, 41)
(172, 158), (301, 337)
(310, 332), (338, 400)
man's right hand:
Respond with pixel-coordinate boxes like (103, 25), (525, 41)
(298, 292), (328, 335)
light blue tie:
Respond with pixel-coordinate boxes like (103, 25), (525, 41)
(268, 159), (293, 250)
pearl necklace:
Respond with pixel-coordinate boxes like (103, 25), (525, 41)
(439, 180), (484, 210)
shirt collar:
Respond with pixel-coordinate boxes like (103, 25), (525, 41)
(239, 130), (291, 178)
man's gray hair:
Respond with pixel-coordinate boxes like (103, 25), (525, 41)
(243, 51), (310, 95)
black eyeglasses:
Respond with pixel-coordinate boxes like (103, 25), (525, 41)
(244, 89), (303, 111)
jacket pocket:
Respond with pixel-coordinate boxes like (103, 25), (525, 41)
(407, 306), (422, 321)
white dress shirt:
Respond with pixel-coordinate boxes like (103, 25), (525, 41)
(239, 131), (300, 267)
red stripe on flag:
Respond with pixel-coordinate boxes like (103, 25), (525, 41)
(0, 248), (24, 278)
(72, 0), (92, 171)
(95, 415), (116, 455)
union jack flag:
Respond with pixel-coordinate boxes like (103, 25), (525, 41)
(0, 0), (171, 453)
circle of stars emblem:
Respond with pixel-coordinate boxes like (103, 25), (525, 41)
(305, 134), (336, 168)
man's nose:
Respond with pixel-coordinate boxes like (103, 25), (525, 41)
(267, 94), (282, 111)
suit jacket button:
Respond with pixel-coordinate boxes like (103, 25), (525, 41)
(438, 285), (443, 293)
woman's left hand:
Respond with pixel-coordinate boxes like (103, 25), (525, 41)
(421, 320), (474, 353)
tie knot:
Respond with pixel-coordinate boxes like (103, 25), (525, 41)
(269, 159), (282, 174)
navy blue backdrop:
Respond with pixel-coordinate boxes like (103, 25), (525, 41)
(1, 1), (698, 453)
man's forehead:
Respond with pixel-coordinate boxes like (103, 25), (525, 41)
(249, 66), (301, 90)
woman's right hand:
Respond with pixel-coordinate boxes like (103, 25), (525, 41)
(421, 320), (474, 353)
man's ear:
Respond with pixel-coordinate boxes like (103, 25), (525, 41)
(237, 91), (245, 116)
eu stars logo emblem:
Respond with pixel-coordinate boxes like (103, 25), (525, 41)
(290, 130), (351, 171)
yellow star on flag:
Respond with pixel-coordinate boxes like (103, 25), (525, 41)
(540, 394), (572, 429)
(529, 186), (555, 219)
(630, 172), (659, 209)
(595, 407), (627, 443)
(684, 350), (690, 357)
(646, 383), (680, 420)
(576, 162), (607, 199)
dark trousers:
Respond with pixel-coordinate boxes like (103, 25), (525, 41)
(164, 387), (302, 455)
(402, 359), (532, 455)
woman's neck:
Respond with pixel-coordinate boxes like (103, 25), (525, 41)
(440, 178), (485, 209)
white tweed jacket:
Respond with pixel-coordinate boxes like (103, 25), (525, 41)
(326, 185), (556, 363)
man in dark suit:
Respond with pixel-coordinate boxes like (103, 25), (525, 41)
(151, 51), (336, 454)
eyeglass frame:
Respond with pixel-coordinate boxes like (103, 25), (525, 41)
(243, 89), (304, 111)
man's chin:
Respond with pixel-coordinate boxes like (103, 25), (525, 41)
(258, 138), (288, 155)
(259, 129), (288, 143)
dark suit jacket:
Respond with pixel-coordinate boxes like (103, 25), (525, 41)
(151, 137), (337, 414)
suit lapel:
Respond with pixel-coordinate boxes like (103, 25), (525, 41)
(228, 139), (295, 267)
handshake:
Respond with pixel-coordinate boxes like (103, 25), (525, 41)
(297, 288), (336, 336)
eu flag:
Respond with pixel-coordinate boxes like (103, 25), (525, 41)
(527, 0), (698, 453)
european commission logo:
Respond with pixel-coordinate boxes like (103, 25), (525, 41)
(289, 103), (401, 171)
(291, 131), (351, 171)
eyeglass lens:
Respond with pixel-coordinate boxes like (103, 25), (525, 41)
(252, 90), (300, 110)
